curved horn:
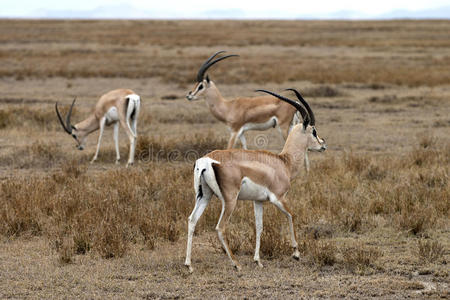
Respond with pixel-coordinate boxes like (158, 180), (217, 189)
(197, 52), (239, 82)
(204, 50), (226, 66)
(55, 102), (71, 134)
(66, 98), (76, 132)
(55, 98), (76, 134)
(255, 89), (309, 124)
(196, 51), (225, 82)
(285, 89), (315, 126)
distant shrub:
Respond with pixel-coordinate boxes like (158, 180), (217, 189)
(342, 244), (382, 273)
(416, 239), (445, 263)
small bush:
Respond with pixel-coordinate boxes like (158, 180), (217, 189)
(342, 244), (382, 273)
(136, 132), (227, 163)
(368, 95), (397, 103)
(416, 239), (445, 263)
(398, 208), (432, 236)
(300, 234), (337, 266)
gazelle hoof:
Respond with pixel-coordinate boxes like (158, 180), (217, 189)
(126, 162), (134, 168)
(115, 160), (120, 165)
(254, 260), (264, 268)
(185, 264), (194, 273)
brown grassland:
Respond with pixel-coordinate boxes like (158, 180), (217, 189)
(0, 20), (449, 298)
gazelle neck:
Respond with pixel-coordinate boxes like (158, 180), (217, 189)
(74, 114), (99, 136)
(279, 125), (308, 179)
(204, 82), (229, 122)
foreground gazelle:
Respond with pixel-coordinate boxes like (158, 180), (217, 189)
(55, 89), (140, 166)
(185, 88), (327, 272)
(186, 51), (300, 149)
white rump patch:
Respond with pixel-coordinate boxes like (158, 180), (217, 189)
(127, 94), (140, 103)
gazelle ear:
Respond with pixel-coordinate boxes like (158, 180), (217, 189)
(205, 75), (210, 83)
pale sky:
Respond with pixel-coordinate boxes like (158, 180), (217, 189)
(1, 0), (449, 18)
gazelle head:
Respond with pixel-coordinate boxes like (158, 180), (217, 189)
(186, 51), (238, 101)
(257, 89), (327, 152)
(55, 99), (86, 150)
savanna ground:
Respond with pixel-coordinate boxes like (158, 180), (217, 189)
(0, 20), (449, 298)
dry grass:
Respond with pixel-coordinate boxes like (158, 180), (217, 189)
(0, 105), (60, 130)
(0, 20), (449, 86)
(416, 239), (445, 264)
(0, 19), (449, 298)
(1, 140), (448, 265)
(341, 243), (382, 274)
(1, 161), (194, 261)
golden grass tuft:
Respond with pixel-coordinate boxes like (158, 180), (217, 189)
(341, 243), (382, 273)
(416, 239), (445, 263)
(0, 138), (448, 261)
(135, 132), (227, 163)
(299, 234), (337, 266)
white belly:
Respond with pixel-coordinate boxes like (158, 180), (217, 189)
(105, 107), (119, 124)
(237, 177), (271, 201)
(242, 116), (278, 131)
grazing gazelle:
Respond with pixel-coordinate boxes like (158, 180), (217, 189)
(186, 51), (300, 149)
(55, 89), (140, 166)
(185, 88), (327, 272)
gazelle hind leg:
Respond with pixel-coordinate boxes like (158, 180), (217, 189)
(216, 191), (241, 270)
(270, 195), (300, 260)
(91, 117), (106, 163)
(253, 201), (264, 267)
(119, 118), (136, 167)
(238, 131), (248, 150)
(227, 130), (239, 149)
(185, 182), (213, 273)
(113, 122), (120, 164)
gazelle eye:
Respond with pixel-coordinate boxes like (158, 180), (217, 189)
(312, 129), (317, 137)
(198, 84), (203, 90)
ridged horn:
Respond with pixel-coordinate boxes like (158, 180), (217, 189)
(255, 89), (309, 125)
(197, 51), (239, 82)
(285, 89), (315, 126)
(55, 98), (76, 134)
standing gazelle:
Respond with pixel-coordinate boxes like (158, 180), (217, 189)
(55, 89), (140, 166)
(185, 89), (327, 272)
(187, 51), (300, 149)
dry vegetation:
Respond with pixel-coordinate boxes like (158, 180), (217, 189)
(0, 20), (449, 298)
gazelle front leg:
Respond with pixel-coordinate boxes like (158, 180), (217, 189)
(253, 201), (264, 267)
(113, 122), (120, 164)
(91, 117), (106, 164)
